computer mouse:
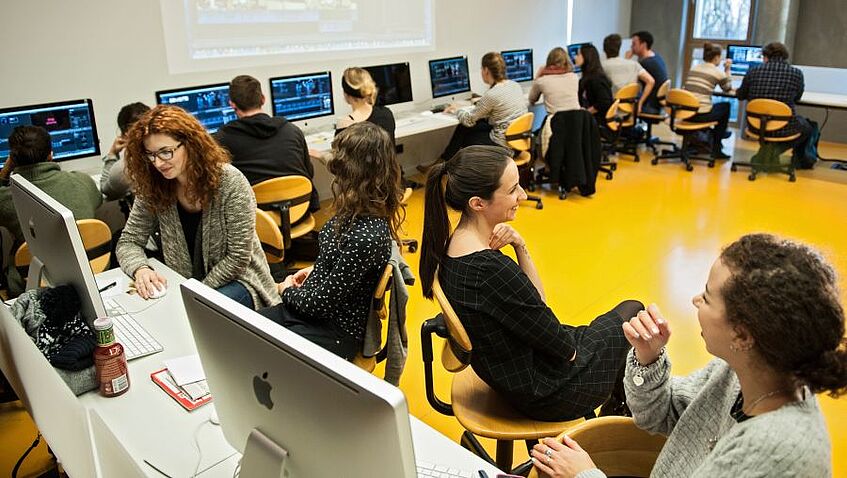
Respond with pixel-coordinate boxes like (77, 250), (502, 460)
(149, 285), (167, 299)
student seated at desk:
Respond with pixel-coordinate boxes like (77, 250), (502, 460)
(628, 31), (669, 116)
(602, 33), (655, 103)
(684, 43), (734, 159)
(420, 145), (642, 421)
(575, 45), (614, 126)
(534, 234), (846, 478)
(530, 47), (582, 157)
(101, 102), (150, 202)
(260, 123), (403, 360)
(116, 105), (279, 310)
(0, 126), (102, 297)
(335, 67), (396, 144)
(438, 52), (528, 161)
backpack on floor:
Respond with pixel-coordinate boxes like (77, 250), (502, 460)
(794, 120), (820, 169)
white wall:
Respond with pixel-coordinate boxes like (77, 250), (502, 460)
(1, 0), (567, 173)
(571, 0), (632, 51)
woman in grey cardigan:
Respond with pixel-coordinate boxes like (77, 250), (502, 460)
(532, 234), (847, 478)
(116, 105), (279, 310)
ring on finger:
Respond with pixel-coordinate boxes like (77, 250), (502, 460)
(545, 448), (553, 458)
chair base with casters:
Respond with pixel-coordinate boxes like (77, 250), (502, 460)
(637, 79), (676, 157)
(399, 188), (419, 253)
(731, 132), (800, 182)
(731, 98), (801, 182)
(651, 123), (718, 171)
(515, 151), (543, 209)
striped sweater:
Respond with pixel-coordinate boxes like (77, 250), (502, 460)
(457, 80), (527, 147)
(685, 62), (733, 112)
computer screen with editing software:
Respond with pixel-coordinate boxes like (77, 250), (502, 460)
(429, 56), (471, 98)
(181, 279), (418, 477)
(727, 44), (763, 76)
(155, 83), (235, 133)
(502, 49), (534, 82)
(568, 42), (591, 73)
(363, 62), (414, 106)
(0, 99), (100, 169)
(269, 71), (334, 122)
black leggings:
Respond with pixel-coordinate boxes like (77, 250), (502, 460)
(441, 121), (496, 160)
(258, 304), (362, 361)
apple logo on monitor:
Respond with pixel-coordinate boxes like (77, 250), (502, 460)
(253, 371), (273, 410)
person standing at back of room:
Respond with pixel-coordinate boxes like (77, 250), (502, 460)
(628, 31), (668, 116)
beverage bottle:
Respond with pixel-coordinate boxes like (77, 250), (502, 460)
(93, 317), (130, 397)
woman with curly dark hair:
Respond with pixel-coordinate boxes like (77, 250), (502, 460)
(535, 233), (847, 478)
(259, 122), (404, 360)
(116, 105), (278, 309)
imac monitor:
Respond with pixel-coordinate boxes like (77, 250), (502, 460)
(10, 175), (107, 324)
(501, 49), (534, 82)
(269, 71), (334, 121)
(363, 62), (414, 106)
(155, 83), (235, 133)
(429, 56), (471, 98)
(180, 279), (417, 477)
(727, 44), (763, 76)
(0, 99), (100, 169)
(568, 43), (591, 73)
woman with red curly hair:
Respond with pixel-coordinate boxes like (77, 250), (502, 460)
(116, 105), (278, 309)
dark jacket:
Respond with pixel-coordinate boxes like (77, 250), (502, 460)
(736, 59), (806, 137)
(545, 109), (601, 196)
(214, 113), (319, 211)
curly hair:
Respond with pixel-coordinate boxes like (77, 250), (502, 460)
(720, 234), (847, 397)
(327, 122), (404, 242)
(124, 105), (229, 213)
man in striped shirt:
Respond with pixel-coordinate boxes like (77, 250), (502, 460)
(684, 43), (733, 159)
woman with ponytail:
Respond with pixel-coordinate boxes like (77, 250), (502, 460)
(535, 233), (847, 478)
(420, 145), (643, 422)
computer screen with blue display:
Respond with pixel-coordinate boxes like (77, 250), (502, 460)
(429, 56), (471, 98)
(155, 83), (235, 133)
(363, 62), (414, 106)
(568, 43), (591, 73)
(727, 45), (763, 76)
(0, 99), (100, 169)
(502, 49), (533, 82)
(269, 71), (334, 121)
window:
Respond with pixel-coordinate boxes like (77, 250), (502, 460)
(692, 0), (752, 40)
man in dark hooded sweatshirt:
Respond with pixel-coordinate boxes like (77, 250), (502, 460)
(214, 75), (319, 211)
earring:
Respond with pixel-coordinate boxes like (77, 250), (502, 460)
(729, 344), (739, 352)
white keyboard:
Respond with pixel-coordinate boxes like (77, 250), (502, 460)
(104, 299), (163, 360)
(416, 461), (476, 478)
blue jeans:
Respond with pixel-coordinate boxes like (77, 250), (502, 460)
(216, 281), (254, 310)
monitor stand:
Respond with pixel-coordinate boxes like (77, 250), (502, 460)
(26, 257), (46, 291)
(241, 429), (288, 478)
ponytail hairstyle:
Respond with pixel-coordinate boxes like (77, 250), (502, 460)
(481, 52), (507, 83)
(342, 67), (379, 105)
(420, 145), (513, 299)
(719, 234), (847, 397)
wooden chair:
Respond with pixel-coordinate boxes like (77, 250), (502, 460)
(651, 89), (718, 171)
(352, 263), (394, 372)
(255, 209), (285, 264)
(399, 188), (418, 253)
(527, 416), (667, 478)
(252, 176), (316, 251)
(15, 219), (112, 283)
(637, 79), (677, 155)
(504, 113), (543, 210)
(421, 275), (582, 473)
(731, 99), (801, 182)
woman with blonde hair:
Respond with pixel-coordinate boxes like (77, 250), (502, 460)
(117, 105), (278, 309)
(335, 67), (396, 144)
(529, 47), (581, 115)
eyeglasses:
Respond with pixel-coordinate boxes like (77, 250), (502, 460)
(144, 143), (182, 163)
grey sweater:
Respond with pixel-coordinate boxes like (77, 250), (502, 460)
(116, 164), (280, 309)
(577, 353), (832, 478)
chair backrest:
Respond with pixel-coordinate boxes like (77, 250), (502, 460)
(255, 209), (285, 264)
(527, 416), (667, 478)
(432, 274), (473, 373)
(746, 98), (793, 133)
(252, 176), (313, 227)
(605, 100), (633, 131)
(352, 263), (394, 372)
(15, 219), (112, 279)
(615, 82), (641, 113)
(656, 79), (672, 106)
(504, 113), (535, 153)
(665, 88), (701, 122)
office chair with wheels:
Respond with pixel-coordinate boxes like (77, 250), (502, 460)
(255, 209), (285, 265)
(421, 275), (583, 474)
(651, 89), (718, 171)
(352, 263), (394, 372)
(399, 188), (418, 253)
(526, 416), (667, 478)
(15, 218), (113, 282)
(505, 113), (543, 210)
(603, 99), (639, 164)
(252, 176), (316, 251)
(731, 99), (801, 182)
(637, 79), (677, 155)
(605, 83), (642, 162)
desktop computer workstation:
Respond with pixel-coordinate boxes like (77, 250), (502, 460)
(363, 61), (415, 107)
(155, 82), (236, 133)
(269, 71), (335, 123)
(726, 44), (763, 76)
(428, 56), (472, 113)
(501, 48), (534, 83)
(0, 99), (100, 170)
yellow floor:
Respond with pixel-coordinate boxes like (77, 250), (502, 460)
(2, 129), (846, 476)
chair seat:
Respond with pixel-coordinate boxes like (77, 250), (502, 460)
(514, 151), (531, 167)
(673, 121), (717, 131)
(638, 112), (667, 121)
(451, 368), (581, 440)
(745, 129), (802, 142)
(353, 354), (377, 372)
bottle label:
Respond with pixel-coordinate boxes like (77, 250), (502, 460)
(111, 374), (130, 394)
(95, 327), (115, 346)
(94, 343), (130, 397)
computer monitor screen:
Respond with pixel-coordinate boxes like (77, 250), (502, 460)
(363, 62), (414, 106)
(501, 49), (534, 82)
(181, 279), (417, 478)
(0, 99), (100, 169)
(568, 43), (591, 73)
(727, 45), (763, 76)
(429, 56), (471, 98)
(10, 175), (108, 324)
(155, 83), (235, 133)
(269, 71), (334, 121)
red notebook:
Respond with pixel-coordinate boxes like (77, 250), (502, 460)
(150, 368), (213, 411)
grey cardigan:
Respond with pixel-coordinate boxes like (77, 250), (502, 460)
(577, 353), (832, 478)
(116, 164), (280, 309)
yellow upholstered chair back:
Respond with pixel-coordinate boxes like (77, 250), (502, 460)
(252, 176), (312, 227)
(255, 209), (285, 264)
(504, 113), (534, 153)
(15, 219), (112, 282)
(666, 89), (701, 122)
(746, 99), (793, 132)
(615, 82), (641, 113)
(656, 79), (672, 106)
(605, 100), (634, 131)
